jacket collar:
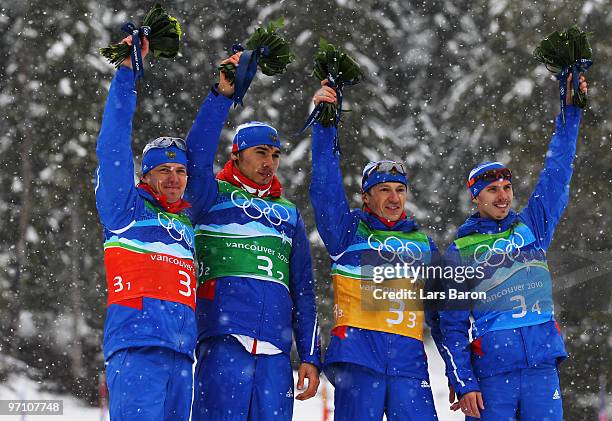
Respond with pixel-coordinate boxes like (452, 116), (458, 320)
(357, 207), (418, 233)
(456, 209), (519, 238)
(137, 183), (191, 214)
(216, 159), (282, 198)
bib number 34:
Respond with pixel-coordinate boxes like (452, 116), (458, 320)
(510, 294), (541, 318)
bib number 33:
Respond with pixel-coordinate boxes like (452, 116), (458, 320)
(386, 299), (417, 328)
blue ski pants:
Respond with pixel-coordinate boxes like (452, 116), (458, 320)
(329, 362), (438, 421)
(466, 366), (563, 421)
(192, 335), (294, 421)
(106, 346), (193, 421)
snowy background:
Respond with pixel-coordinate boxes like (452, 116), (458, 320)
(0, 0), (610, 419)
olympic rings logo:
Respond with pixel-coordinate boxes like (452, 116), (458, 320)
(473, 233), (525, 267)
(367, 234), (423, 264)
(231, 190), (291, 226)
(158, 213), (194, 249)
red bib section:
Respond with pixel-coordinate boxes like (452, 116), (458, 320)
(104, 247), (197, 310)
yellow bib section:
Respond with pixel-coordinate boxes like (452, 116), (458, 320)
(332, 273), (424, 340)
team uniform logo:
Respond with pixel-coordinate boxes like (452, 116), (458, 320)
(367, 234), (423, 264)
(473, 232), (525, 268)
(158, 212), (194, 249)
(231, 189), (291, 226)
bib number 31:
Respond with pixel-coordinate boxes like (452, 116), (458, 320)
(178, 270), (193, 297)
(113, 271), (194, 297)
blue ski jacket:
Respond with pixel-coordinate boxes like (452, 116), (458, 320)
(95, 67), (197, 361)
(310, 123), (440, 381)
(184, 88), (321, 368)
(433, 106), (582, 396)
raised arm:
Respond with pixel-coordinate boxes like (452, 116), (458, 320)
(95, 38), (149, 230)
(184, 54), (238, 220)
(308, 85), (357, 256)
(520, 75), (586, 248)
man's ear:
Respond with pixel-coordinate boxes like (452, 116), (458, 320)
(231, 152), (239, 167)
(471, 196), (478, 205)
(362, 191), (369, 205)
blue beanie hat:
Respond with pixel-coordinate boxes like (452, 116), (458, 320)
(361, 160), (408, 192)
(141, 137), (187, 175)
(232, 122), (281, 153)
(467, 161), (511, 197)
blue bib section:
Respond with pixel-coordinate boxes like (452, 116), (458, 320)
(455, 222), (555, 338)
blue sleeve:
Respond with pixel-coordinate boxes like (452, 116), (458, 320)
(289, 212), (322, 369)
(437, 244), (480, 396)
(184, 87), (233, 221)
(308, 123), (359, 256)
(94, 66), (141, 231)
(519, 106), (582, 249)
(425, 239), (445, 351)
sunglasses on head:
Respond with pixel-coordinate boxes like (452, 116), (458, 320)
(467, 168), (512, 187)
(143, 137), (187, 156)
(363, 161), (407, 180)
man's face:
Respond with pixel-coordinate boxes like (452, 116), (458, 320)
(233, 145), (281, 186)
(142, 163), (187, 203)
(473, 180), (513, 220)
(362, 182), (407, 222)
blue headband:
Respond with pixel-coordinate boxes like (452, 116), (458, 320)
(467, 161), (510, 197)
(232, 121), (281, 153)
(142, 145), (187, 175)
(361, 160), (408, 192)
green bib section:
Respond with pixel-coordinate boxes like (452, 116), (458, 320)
(453, 221), (536, 265)
(195, 181), (298, 291)
(197, 230), (291, 289)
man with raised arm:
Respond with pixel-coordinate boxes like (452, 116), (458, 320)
(185, 53), (321, 421)
(309, 84), (440, 420)
(95, 36), (196, 420)
(437, 74), (587, 420)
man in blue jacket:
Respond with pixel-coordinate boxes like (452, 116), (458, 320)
(310, 85), (439, 420)
(437, 74), (587, 420)
(185, 53), (321, 421)
(96, 37), (197, 420)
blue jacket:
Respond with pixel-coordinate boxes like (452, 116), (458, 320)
(95, 67), (197, 361)
(184, 88), (321, 368)
(435, 106), (582, 395)
(310, 123), (440, 380)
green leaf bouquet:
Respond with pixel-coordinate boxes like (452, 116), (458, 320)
(218, 18), (294, 84)
(100, 4), (182, 68)
(312, 38), (365, 127)
(533, 25), (592, 109)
